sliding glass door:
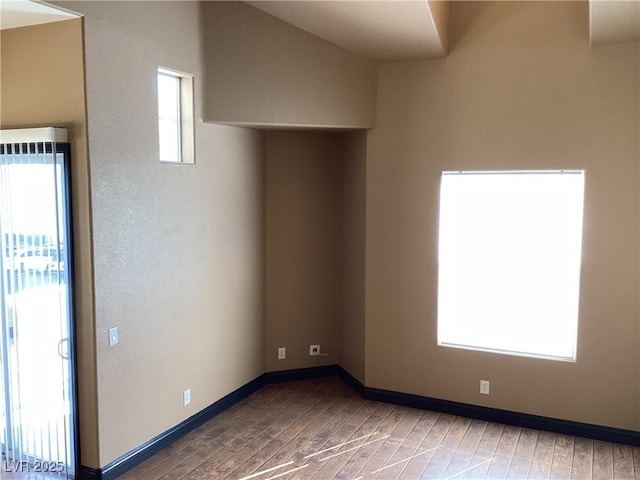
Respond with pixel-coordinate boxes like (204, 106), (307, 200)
(0, 129), (77, 478)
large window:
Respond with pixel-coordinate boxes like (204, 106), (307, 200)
(157, 67), (194, 164)
(437, 170), (585, 361)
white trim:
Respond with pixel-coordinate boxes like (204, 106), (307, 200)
(0, 127), (68, 144)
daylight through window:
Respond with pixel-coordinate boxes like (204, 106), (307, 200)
(157, 68), (194, 164)
(437, 170), (585, 361)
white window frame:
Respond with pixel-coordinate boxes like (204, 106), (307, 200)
(157, 67), (195, 164)
(436, 170), (585, 362)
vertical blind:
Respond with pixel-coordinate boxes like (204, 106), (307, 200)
(0, 128), (75, 477)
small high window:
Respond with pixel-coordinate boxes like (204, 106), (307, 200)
(437, 170), (585, 361)
(157, 68), (194, 164)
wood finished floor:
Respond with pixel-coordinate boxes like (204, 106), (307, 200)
(119, 377), (640, 479)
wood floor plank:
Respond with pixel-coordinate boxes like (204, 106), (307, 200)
(592, 440), (614, 479)
(155, 439), (228, 480)
(484, 453), (512, 479)
(320, 404), (397, 480)
(169, 422), (264, 479)
(241, 412), (348, 479)
(326, 405), (410, 479)
(293, 396), (393, 479)
(440, 449), (474, 479)
(287, 399), (362, 460)
(418, 414), (456, 450)
(613, 443), (635, 479)
(120, 423), (216, 479)
(308, 406), (401, 479)
(366, 409), (426, 479)
(419, 445), (457, 478)
(223, 416), (310, 479)
(228, 384), (348, 479)
(400, 410), (441, 450)
(514, 428), (539, 460)
(550, 434), (574, 480)
(633, 447), (640, 478)
(570, 436), (593, 480)
(372, 410), (443, 479)
(475, 422), (505, 455)
(495, 425), (522, 457)
(396, 445), (441, 480)
(184, 380), (347, 479)
(440, 416), (472, 451)
(528, 430), (556, 479)
(374, 444), (427, 480)
(401, 414), (456, 479)
(460, 450), (495, 479)
(240, 381), (354, 480)
(391, 412), (443, 480)
(116, 378), (638, 480)
(506, 456), (532, 479)
(456, 419), (488, 455)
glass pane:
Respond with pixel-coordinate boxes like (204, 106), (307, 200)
(437, 171), (584, 361)
(157, 72), (179, 121)
(0, 144), (75, 476)
(158, 70), (181, 162)
(159, 119), (180, 162)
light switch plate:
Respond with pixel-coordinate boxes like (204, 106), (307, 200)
(108, 327), (118, 346)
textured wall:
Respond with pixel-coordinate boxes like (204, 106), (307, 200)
(366, 1), (640, 430)
(264, 131), (366, 380)
(340, 131), (367, 382)
(264, 132), (344, 371)
(57, 1), (266, 465)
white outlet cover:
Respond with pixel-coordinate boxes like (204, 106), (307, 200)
(480, 380), (490, 395)
(278, 347), (286, 360)
(183, 389), (191, 406)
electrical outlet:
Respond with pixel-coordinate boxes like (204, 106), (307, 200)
(183, 389), (191, 406)
(278, 347), (286, 360)
(309, 344), (320, 356)
(108, 327), (118, 346)
(480, 380), (490, 395)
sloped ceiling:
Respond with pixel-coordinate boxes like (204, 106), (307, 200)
(249, 0), (639, 62)
(0, 0), (77, 30)
(2, 1), (638, 56)
(590, 0), (640, 45)
(247, 0), (449, 62)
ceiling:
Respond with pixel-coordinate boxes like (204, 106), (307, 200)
(590, 0), (640, 45)
(249, 0), (639, 61)
(1, 0), (638, 59)
(247, 1), (448, 62)
(0, 0), (78, 30)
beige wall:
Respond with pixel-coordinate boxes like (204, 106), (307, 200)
(201, 2), (377, 129)
(265, 132), (343, 370)
(57, 1), (266, 466)
(264, 131), (366, 379)
(340, 131), (367, 382)
(366, 1), (640, 430)
(264, 131), (366, 377)
(0, 19), (99, 467)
